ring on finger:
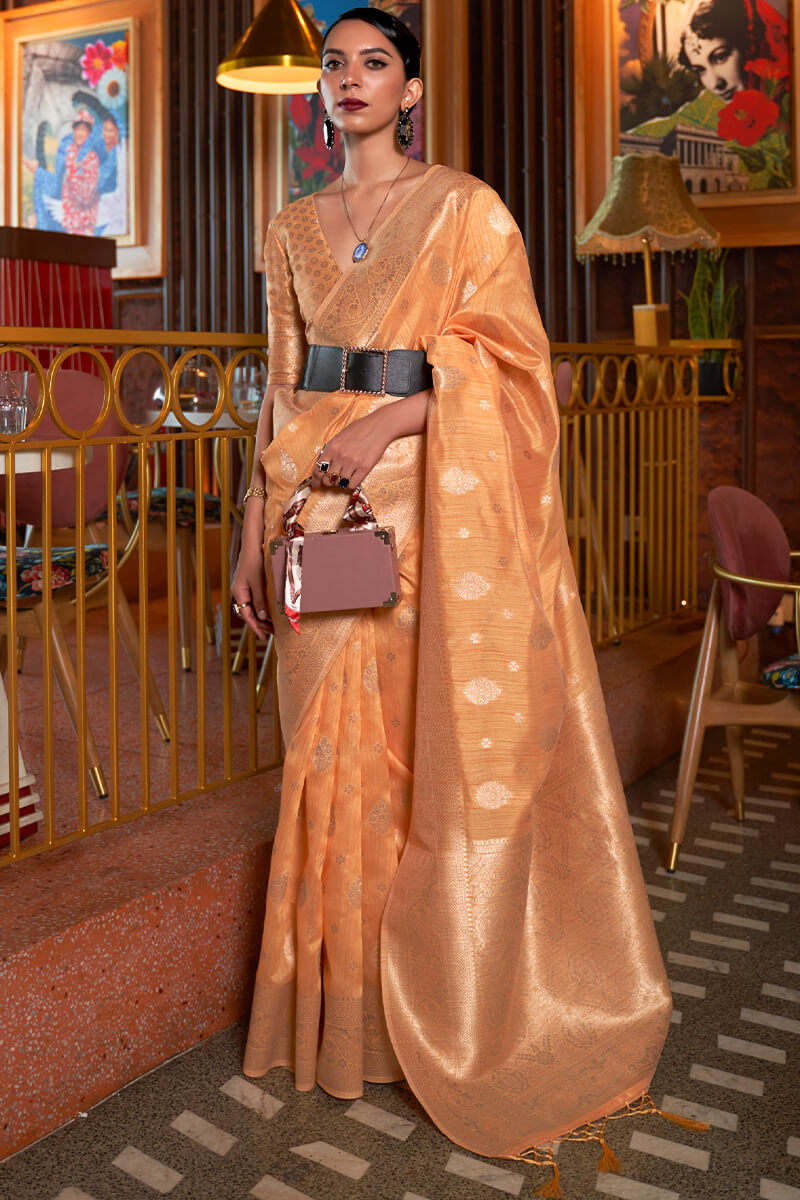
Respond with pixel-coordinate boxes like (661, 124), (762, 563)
(337, 476), (351, 489)
(316, 459), (330, 473)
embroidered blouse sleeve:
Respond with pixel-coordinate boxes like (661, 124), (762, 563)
(264, 219), (307, 387)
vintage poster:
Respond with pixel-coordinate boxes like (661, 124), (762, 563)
(18, 21), (134, 240)
(617, 0), (793, 197)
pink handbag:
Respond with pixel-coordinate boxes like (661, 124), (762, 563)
(268, 477), (400, 632)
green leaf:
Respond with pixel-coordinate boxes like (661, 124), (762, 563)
(732, 144), (767, 171)
(747, 167), (775, 189)
(720, 287), (737, 336)
(710, 250), (727, 333)
(630, 91), (724, 139)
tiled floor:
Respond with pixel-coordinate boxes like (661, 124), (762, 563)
(2, 728), (800, 1200)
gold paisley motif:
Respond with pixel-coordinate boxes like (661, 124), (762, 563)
(453, 572), (491, 600)
(269, 869), (288, 902)
(488, 201), (516, 235)
(313, 735), (335, 772)
(475, 781), (513, 809)
(397, 604), (418, 632)
(362, 657), (380, 695)
(441, 466), (480, 495)
(279, 450), (297, 482)
(429, 253), (452, 288)
(532, 623), (555, 651)
(368, 799), (392, 834)
(464, 677), (502, 705)
(435, 364), (467, 389)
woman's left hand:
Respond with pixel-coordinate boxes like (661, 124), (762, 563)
(311, 409), (394, 492)
(311, 388), (432, 492)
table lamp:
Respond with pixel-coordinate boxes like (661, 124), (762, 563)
(217, 0), (322, 94)
(576, 153), (720, 346)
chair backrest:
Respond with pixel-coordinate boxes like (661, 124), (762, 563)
(707, 485), (790, 641)
(3, 369), (129, 526)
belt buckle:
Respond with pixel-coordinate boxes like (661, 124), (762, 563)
(340, 346), (389, 396)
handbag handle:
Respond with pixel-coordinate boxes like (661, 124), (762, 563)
(283, 476), (378, 539)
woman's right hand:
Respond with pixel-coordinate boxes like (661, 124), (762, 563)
(231, 528), (273, 640)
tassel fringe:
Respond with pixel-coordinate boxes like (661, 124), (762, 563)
(596, 1138), (621, 1174)
(659, 1109), (711, 1133)
(535, 1163), (564, 1199)
(511, 1091), (710, 1197)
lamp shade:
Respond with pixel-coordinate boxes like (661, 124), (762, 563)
(576, 153), (720, 259)
(216, 0), (323, 94)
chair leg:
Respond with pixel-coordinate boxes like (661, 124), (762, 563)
(668, 583), (721, 871)
(0, 635), (7, 678)
(255, 634), (274, 713)
(718, 618), (746, 822)
(231, 626), (248, 674)
(16, 637), (26, 673)
(725, 725), (746, 821)
(35, 606), (108, 799)
(114, 587), (170, 742)
(176, 526), (193, 672)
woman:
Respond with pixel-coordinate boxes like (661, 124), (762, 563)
(678, 0), (789, 100)
(232, 6), (674, 1178)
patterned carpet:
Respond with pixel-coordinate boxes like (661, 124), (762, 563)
(2, 727), (799, 1200)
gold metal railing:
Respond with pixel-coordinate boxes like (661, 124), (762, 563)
(0, 327), (277, 866)
(0, 330), (738, 865)
(550, 341), (739, 644)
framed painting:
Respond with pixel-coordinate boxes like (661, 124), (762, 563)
(0, 0), (166, 278)
(575, 0), (800, 246)
(253, 0), (469, 270)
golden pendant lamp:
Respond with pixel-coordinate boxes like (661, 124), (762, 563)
(216, 0), (323, 94)
(576, 153), (720, 345)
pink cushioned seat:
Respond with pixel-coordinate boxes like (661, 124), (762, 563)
(3, 369), (128, 527)
(707, 485), (790, 641)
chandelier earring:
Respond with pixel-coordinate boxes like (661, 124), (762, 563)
(323, 111), (336, 151)
(397, 106), (414, 149)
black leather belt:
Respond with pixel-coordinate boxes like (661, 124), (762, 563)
(298, 343), (433, 397)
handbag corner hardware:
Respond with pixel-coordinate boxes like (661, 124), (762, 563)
(268, 538), (283, 554)
(373, 529), (392, 545)
(382, 592), (400, 607)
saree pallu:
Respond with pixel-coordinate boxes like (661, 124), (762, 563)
(244, 166), (672, 1158)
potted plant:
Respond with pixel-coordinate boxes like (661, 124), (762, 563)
(679, 250), (738, 396)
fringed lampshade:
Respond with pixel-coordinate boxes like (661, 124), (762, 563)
(576, 153), (720, 261)
(576, 153), (720, 345)
(216, 0), (323, 94)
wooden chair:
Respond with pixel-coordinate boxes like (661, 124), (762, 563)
(667, 486), (800, 871)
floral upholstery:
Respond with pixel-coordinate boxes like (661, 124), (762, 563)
(119, 488), (223, 526)
(761, 654), (800, 690)
(0, 546), (110, 604)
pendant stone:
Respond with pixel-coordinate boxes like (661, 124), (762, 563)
(352, 241), (369, 263)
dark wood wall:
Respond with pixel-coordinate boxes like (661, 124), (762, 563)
(467, 0), (800, 551)
(6, 0), (798, 545)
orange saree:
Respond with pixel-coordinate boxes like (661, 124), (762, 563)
(244, 165), (672, 1160)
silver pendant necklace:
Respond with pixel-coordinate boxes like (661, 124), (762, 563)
(340, 157), (411, 263)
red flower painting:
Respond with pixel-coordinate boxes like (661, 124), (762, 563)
(111, 35), (129, 70)
(80, 40), (113, 86)
(746, 55), (790, 83)
(718, 89), (780, 148)
(289, 94), (313, 131)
